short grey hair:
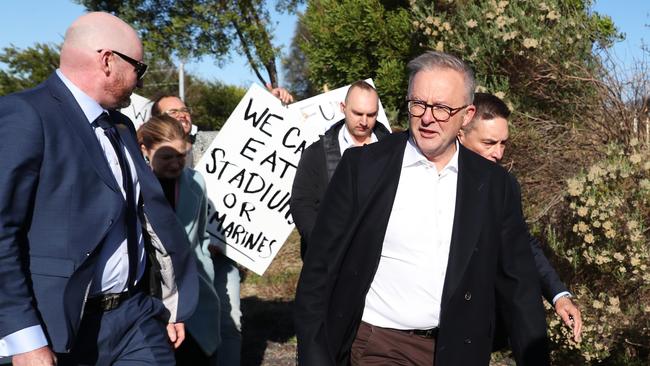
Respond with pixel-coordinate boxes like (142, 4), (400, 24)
(406, 51), (475, 104)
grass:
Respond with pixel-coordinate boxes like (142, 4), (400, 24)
(240, 229), (302, 365)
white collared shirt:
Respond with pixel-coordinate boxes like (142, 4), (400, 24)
(0, 70), (145, 357)
(362, 138), (460, 330)
(338, 123), (378, 156)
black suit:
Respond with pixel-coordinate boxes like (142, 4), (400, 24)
(290, 119), (390, 258)
(294, 131), (549, 365)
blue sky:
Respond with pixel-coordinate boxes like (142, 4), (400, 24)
(0, 1), (647, 88)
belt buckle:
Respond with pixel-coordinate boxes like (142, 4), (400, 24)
(100, 293), (122, 311)
(414, 327), (438, 339)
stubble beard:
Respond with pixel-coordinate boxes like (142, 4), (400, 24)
(105, 73), (134, 109)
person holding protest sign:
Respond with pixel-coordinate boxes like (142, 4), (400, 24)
(294, 51), (549, 365)
(291, 80), (391, 259)
(138, 115), (222, 365)
(0, 12), (198, 365)
(458, 92), (582, 345)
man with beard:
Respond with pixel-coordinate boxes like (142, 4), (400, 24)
(0, 12), (198, 366)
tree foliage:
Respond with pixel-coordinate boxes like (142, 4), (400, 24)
(281, 13), (318, 101)
(191, 80), (247, 131)
(0, 43), (59, 95)
(0, 42), (242, 130)
(75, 0), (296, 87)
(410, 0), (622, 120)
(139, 59), (245, 130)
(301, 0), (415, 122)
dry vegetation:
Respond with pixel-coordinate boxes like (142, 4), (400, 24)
(240, 230), (301, 365)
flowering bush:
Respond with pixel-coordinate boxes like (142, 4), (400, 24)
(546, 141), (650, 363)
(410, 0), (620, 120)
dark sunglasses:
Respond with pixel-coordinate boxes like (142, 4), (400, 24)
(97, 49), (148, 80)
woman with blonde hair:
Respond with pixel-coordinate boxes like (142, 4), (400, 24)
(138, 115), (221, 364)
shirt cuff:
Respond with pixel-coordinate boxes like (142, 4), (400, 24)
(0, 325), (48, 357)
(552, 291), (572, 305)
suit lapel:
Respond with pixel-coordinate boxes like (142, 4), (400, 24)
(112, 113), (170, 215)
(357, 131), (408, 208)
(112, 112), (151, 188)
(46, 75), (121, 193)
(441, 144), (489, 308)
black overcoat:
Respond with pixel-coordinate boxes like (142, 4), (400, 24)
(294, 131), (549, 365)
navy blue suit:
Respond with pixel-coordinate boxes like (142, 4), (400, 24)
(0, 73), (198, 353)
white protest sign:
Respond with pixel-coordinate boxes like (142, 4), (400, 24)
(195, 84), (306, 275)
(288, 79), (391, 144)
(120, 93), (152, 130)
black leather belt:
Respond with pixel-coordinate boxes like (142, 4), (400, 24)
(395, 327), (439, 339)
(85, 291), (131, 313)
(85, 283), (143, 313)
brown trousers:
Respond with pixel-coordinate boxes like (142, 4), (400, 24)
(351, 321), (436, 366)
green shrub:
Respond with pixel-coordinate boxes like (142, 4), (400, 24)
(410, 0), (620, 121)
(301, 0), (414, 123)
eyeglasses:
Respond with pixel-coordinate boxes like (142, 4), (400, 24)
(97, 49), (148, 80)
(407, 99), (468, 122)
(164, 107), (192, 117)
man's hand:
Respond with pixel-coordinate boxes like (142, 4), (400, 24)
(12, 346), (57, 366)
(166, 322), (186, 349)
(266, 83), (294, 105)
(555, 296), (582, 343)
(208, 244), (223, 258)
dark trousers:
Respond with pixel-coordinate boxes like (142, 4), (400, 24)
(57, 292), (174, 366)
(175, 332), (210, 366)
(351, 321), (436, 366)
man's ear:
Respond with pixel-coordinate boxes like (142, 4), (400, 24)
(98, 50), (112, 76)
(340, 102), (346, 114)
(461, 104), (476, 128)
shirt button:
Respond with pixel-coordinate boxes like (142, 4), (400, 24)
(464, 338), (472, 344)
(464, 291), (472, 301)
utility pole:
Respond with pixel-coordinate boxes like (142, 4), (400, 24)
(179, 60), (185, 102)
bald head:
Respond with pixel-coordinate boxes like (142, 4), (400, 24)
(62, 12), (142, 57)
(59, 12), (144, 109)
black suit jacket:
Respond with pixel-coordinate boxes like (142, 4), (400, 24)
(294, 131), (549, 365)
(0, 73), (198, 352)
(290, 119), (390, 258)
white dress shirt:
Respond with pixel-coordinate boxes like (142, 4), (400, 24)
(0, 70), (145, 357)
(338, 123), (378, 156)
(362, 138), (460, 330)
